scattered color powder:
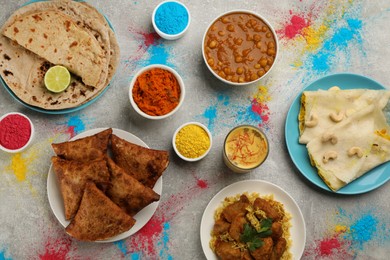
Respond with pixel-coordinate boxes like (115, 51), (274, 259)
(159, 222), (172, 259)
(284, 15), (309, 39)
(0, 250), (11, 260)
(39, 237), (72, 260)
(114, 240), (128, 256)
(319, 237), (342, 256)
(203, 106), (217, 132)
(7, 153), (27, 182)
(66, 115), (85, 137)
(145, 44), (173, 67)
(346, 214), (378, 250)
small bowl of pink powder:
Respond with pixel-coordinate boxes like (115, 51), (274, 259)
(0, 112), (34, 153)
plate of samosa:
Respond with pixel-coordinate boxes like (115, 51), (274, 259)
(47, 128), (170, 242)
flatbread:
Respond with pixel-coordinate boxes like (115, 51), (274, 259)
(299, 88), (390, 144)
(51, 156), (110, 220)
(65, 182), (135, 241)
(307, 105), (390, 191)
(111, 134), (169, 188)
(0, 0), (119, 110)
(52, 128), (112, 161)
(106, 157), (160, 216)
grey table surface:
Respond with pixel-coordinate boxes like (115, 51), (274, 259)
(0, 0), (389, 259)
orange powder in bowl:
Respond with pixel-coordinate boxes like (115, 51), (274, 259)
(132, 68), (181, 116)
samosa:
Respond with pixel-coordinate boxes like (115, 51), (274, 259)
(51, 156), (110, 220)
(52, 128), (112, 161)
(65, 182), (136, 241)
(106, 157), (160, 216)
(111, 134), (169, 188)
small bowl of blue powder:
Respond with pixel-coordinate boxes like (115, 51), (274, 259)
(152, 1), (190, 40)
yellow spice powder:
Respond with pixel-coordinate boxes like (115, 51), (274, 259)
(175, 124), (210, 158)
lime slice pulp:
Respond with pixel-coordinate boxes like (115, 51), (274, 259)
(44, 65), (71, 93)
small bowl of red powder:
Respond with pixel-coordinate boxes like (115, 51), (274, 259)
(0, 112), (34, 153)
(129, 64), (185, 120)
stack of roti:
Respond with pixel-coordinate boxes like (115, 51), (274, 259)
(298, 87), (390, 191)
(51, 128), (169, 241)
(0, 0), (119, 110)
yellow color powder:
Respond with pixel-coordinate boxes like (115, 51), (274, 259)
(175, 124), (210, 159)
(253, 85), (271, 103)
(302, 24), (329, 52)
(334, 225), (348, 233)
(8, 153), (27, 182)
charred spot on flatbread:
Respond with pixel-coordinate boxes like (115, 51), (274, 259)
(111, 134), (169, 189)
(52, 128), (112, 161)
(65, 182), (135, 241)
(51, 156), (110, 220)
(106, 157), (160, 216)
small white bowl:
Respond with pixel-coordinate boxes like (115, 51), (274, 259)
(152, 1), (191, 40)
(0, 112), (34, 153)
(129, 64), (185, 120)
(172, 122), (212, 162)
(202, 10), (279, 86)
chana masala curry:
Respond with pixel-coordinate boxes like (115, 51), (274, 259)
(211, 193), (292, 260)
(204, 12), (277, 84)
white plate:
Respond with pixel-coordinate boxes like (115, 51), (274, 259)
(47, 128), (162, 242)
(200, 180), (306, 259)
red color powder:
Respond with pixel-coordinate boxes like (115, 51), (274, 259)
(284, 15), (308, 39)
(251, 99), (270, 123)
(0, 114), (31, 149)
(319, 237), (341, 256)
(197, 179), (208, 189)
(39, 237), (72, 260)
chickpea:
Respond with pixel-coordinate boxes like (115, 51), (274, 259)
(218, 70), (226, 78)
(250, 19), (257, 27)
(265, 65), (270, 72)
(236, 38), (243, 45)
(218, 61), (223, 66)
(268, 42), (275, 48)
(238, 77), (245, 83)
(211, 25), (217, 31)
(246, 21), (252, 28)
(236, 67), (244, 75)
(226, 75), (232, 81)
(224, 67), (231, 75)
(257, 70), (265, 77)
(246, 34), (253, 41)
(267, 48), (276, 56)
(260, 58), (267, 68)
(242, 48), (251, 56)
(235, 56), (243, 63)
(253, 34), (261, 42)
(227, 24), (235, 32)
(267, 57), (274, 65)
(209, 40), (217, 49)
(254, 63), (261, 69)
(266, 32), (272, 38)
(248, 56), (254, 62)
(250, 74), (258, 81)
(245, 75), (251, 81)
(256, 42), (262, 48)
(232, 76), (238, 82)
(218, 31), (225, 36)
(222, 17), (229, 23)
(254, 26), (262, 32)
(208, 58), (214, 66)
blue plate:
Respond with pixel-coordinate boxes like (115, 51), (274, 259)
(285, 73), (390, 194)
(0, 0), (115, 114)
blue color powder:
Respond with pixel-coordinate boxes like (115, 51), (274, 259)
(203, 106), (217, 132)
(346, 214), (378, 250)
(155, 2), (189, 35)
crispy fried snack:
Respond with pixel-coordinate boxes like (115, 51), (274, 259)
(51, 156), (110, 220)
(111, 134), (169, 188)
(106, 157), (160, 216)
(51, 128), (112, 161)
(65, 182), (135, 241)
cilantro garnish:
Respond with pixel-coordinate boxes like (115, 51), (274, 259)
(240, 219), (273, 251)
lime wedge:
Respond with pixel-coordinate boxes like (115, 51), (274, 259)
(44, 65), (71, 93)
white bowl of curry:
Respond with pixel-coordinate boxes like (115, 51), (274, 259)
(202, 10), (279, 85)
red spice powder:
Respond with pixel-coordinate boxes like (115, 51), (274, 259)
(132, 68), (181, 116)
(0, 114), (31, 150)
